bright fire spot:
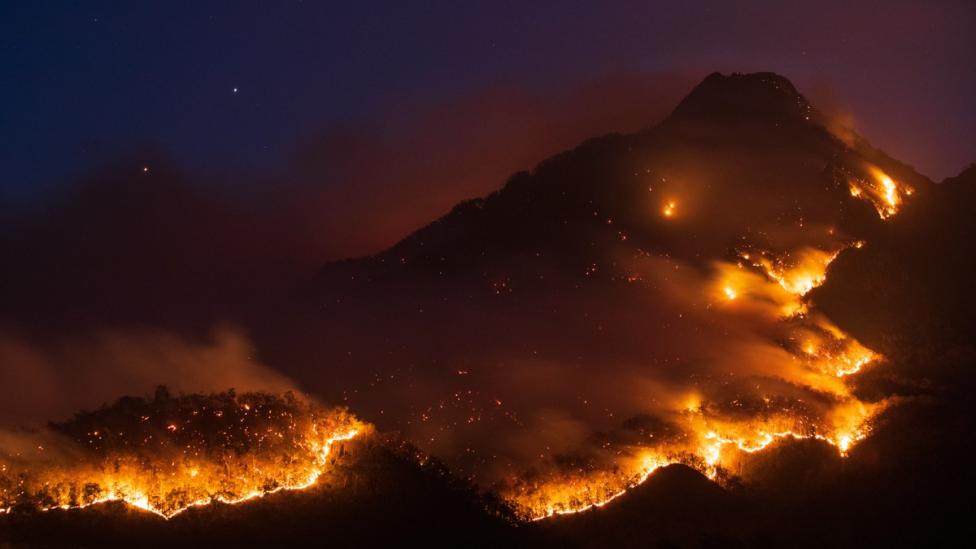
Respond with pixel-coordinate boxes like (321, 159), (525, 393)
(662, 201), (677, 217)
(851, 166), (910, 219)
(723, 286), (737, 300)
(880, 174), (898, 211)
(838, 434), (853, 454)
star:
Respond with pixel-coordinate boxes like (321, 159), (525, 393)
(232, 87), (239, 93)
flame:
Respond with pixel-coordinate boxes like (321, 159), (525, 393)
(525, 452), (672, 520)
(1, 394), (366, 519)
(739, 246), (841, 297)
(516, 395), (884, 520)
(851, 166), (911, 219)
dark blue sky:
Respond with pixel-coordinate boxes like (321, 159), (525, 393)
(2, 1), (973, 203)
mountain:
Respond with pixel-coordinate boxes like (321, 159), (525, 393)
(3, 71), (974, 548)
(310, 73), (926, 283)
(287, 72), (933, 342)
(253, 71), (932, 477)
(244, 71), (971, 546)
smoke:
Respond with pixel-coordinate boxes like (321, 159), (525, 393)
(806, 77), (858, 147)
(0, 327), (295, 427)
(0, 71), (700, 430)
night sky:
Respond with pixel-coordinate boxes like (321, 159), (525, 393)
(2, 0), (973, 209)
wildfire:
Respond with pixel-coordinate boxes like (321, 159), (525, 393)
(510, 211), (894, 520)
(799, 324), (878, 377)
(512, 364), (884, 520)
(0, 391), (366, 519)
(0, 168), (915, 527)
(523, 452), (672, 520)
(514, 396), (883, 520)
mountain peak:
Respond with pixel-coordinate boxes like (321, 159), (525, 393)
(669, 71), (813, 123)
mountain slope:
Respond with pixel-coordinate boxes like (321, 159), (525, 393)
(313, 71), (928, 284)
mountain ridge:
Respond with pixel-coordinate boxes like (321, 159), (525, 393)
(312, 71), (930, 289)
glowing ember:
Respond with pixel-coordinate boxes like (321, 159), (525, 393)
(662, 201), (677, 217)
(0, 390), (366, 519)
